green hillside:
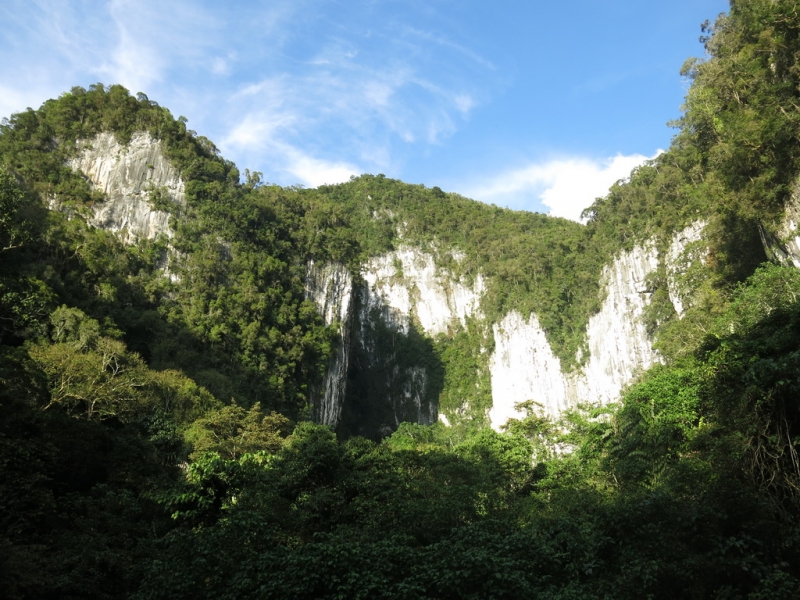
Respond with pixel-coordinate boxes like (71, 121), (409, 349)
(2, 1), (800, 597)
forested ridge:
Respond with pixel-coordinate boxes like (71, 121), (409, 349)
(3, 0), (800, 597)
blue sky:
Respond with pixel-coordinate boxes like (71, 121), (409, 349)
(0, 0), (730, 220)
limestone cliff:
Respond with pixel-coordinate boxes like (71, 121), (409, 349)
(488, 241), (662, 428)
(304, 261), (354, 426)
(63, 131), (712, 436)
(339, 247), (485, 436)
(488, 311), (568, 427)
(665, 221), (707, 317)
(359, 247), (484, 336)
(307, 223), (709, 434)
(68, 132), (184, 243)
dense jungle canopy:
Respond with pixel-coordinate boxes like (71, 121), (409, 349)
(2, 1), (800, 597)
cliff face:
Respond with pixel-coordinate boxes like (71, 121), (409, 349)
(304, 261), (354, 427)
(68, 132), (184, 243)
(488, 241), (663, 429)
(67, 131), (711, 436)
(337, 247), (485, 437)
(488, 311), (568, 427)
(666, 221), (707, 317)
(309, 223), (706, 433)
(359, 248), (485, 336)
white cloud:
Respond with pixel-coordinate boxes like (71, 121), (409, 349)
(218, 49), (479, 178)
(453, 93), (475, 114)
(283, 149), (359, 187)
(222, 110), (359, 188)
(404, 27), (497, 71)
(466, 152), (661, 222)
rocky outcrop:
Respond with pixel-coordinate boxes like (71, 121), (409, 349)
(304, 247), (484, 433)
(488, 242), (662, 429)
(359, 247), (484, 336)
(68, 132), (184, 243)
(307, 224), (709, 435)
(666, 221), (707, 316)
(342, 247), (485, 434)
(488, 311), (569, 427)
(573, 242), (662, 406)
(64, 127), (710, 436)
(777, 180), (800, 267)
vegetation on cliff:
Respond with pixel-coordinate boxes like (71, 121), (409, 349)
(2, 0), (800, 597)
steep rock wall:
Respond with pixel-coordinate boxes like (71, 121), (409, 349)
(340, 247), (485, 436)
(68, 132), (184, 243)
(304, 261), (355, 426)
(359, 247), (484, 336)
(488, 311), (568, 427)
(666, 221), (707, 317)
(63, 128), (710, 435)
(487, 224), (709, 430)
(778, 180), (800, 267)
(488, 242), (662, 429)
(572, 242), (662, 406)
(309, 224), (708, 435)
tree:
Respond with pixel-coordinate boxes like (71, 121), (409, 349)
(187, 402), (290, 460)
(0, 170), (25, 252)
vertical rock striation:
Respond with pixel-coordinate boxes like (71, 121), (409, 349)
(488, 243), (661, 429)
(573, 242), (662, 406)
(306, 225), (710, 434)
(304, 261), (355, 427)
(344, 247), (485, 434)
(359, 247), (484, 336)
(488, 311), (569, 427)
(68, 132), (184, 242)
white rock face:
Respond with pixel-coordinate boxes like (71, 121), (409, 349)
(489, 243), (662, 430)
(666, 221), (707, 316)
(394, 366), (431, 425)
(304, 261), (354, 426)
(573, 242), (662, 406)
(354, 246), (484, 427)
(489, 311), (569, 427)
(778, 181), (800, 267)
(308, 226), (708, 433)
(68, 132), (185, 242)
(360, 246), (484, 336)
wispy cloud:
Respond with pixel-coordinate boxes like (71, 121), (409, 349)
(223, 115), (358, 187)
(219, 21), (491, 181)
(0, 0), (500, 186)
(404, 27), (497, 71)
(465, 152), (661, 222)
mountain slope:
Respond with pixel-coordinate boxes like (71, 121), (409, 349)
(2, 1), (800, 597)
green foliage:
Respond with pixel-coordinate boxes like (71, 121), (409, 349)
(456, 428), (536, 493)
(6, 3), (800, 597)
(435, 320), (493, 431)
(0, 83), (337, 419)
(699, 264), (800, 509)
(186, 402), (290, 460)
(317, 175), (602, 368)
(609, 366), (702, 488)
(0, 169), (28, 252)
